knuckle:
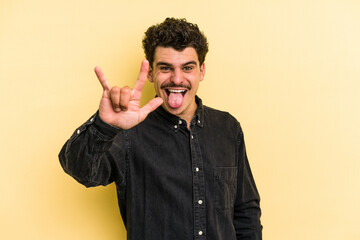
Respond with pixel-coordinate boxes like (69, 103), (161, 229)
(120, 86), (131, 95)
(111, 86), (121, 94)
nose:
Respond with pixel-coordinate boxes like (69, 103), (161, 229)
(171, 68), (183, 85)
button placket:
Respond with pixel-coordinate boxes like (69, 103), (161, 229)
(190, 127), (206, 239)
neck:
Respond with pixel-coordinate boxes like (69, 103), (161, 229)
(178, 102), (197, 130)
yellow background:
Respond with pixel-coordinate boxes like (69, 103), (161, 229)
(1, 0), (359, 239)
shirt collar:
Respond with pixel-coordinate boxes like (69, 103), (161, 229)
(193, 95), (204, 128)
(154, 95), (204, 130)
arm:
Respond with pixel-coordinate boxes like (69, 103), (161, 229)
(233, 129), (263, 239)
(59, 60), (163, 187)
(59, 112), (126, 187)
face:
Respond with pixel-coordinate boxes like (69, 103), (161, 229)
(148, 47), (205, 122)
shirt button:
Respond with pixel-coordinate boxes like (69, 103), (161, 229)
(191, 135), (194, 139)
(197, 120), (201, 124)
(179, 120), (182, 125)
(174, 125), (178, 129)
(76, 129), (80, 134)
(198, 200), (203, 205)
(198, 231), (203, 236)
(195, 167), (199, 172)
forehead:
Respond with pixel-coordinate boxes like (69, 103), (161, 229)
(153, 47), (199, 66)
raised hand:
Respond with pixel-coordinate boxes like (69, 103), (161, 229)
(94, 60), (163, 129)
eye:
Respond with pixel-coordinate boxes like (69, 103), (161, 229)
(183, 66), (193, 71)
(160, 66), (171, 72)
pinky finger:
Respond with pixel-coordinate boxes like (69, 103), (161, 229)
(94, 66), (111, 91)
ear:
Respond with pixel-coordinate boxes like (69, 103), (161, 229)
(148, 67), (153, 82)
(200, 62), (205, 81)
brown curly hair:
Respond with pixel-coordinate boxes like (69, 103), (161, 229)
(142, 18), (209, 68)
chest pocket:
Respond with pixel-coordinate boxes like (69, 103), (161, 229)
(214, 167), (238, 211)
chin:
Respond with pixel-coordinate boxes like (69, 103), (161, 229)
(164, 104), (184, 115)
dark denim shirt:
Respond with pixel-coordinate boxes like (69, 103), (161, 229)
(59, 97), (262, 240)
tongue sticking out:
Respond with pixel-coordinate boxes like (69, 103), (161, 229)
(168, 92), (184, 108)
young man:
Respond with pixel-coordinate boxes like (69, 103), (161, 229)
(59, 18), (262, 239)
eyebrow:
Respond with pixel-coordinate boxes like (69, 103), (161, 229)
(156, 61), (198, 67)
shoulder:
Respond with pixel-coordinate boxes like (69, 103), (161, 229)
(203, 105), (243, 134)
(203, 105), (237, 121)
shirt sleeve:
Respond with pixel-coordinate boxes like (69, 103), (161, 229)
(58, 111), (129, 188)
(233, 127), (263, 239)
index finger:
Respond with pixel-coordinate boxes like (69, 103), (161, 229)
(132, 60), (149, 97)
(94, 66), (111, 91)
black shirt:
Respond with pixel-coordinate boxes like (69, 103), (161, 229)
(59, 97), (262, 240)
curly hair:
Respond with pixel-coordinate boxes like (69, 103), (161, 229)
(142, 18), (209, 68)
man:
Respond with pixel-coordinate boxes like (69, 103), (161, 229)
(59, 18), (262, 239)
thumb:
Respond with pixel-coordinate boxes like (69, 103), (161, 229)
(138, 97), (163, 121)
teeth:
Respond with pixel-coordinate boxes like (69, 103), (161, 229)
(168, 89), (186, 93)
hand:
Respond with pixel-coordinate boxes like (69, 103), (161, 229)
(94, 60), (163, 129)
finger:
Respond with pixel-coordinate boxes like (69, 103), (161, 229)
(132, 60), (149, 99)
(138, 97), (163, 122)
(110, 87), (121, 112)
(94, 66), (111, 91)
(120, 86), (131, 111)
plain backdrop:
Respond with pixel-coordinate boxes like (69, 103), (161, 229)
(1, 0), (359, 239)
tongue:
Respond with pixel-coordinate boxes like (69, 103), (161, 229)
(168, 92), (184, 108)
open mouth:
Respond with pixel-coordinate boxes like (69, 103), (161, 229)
(165, 89), (187, 97)
(164, 89), (188, 109)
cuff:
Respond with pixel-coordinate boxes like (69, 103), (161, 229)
(93, 111), (122, 138)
